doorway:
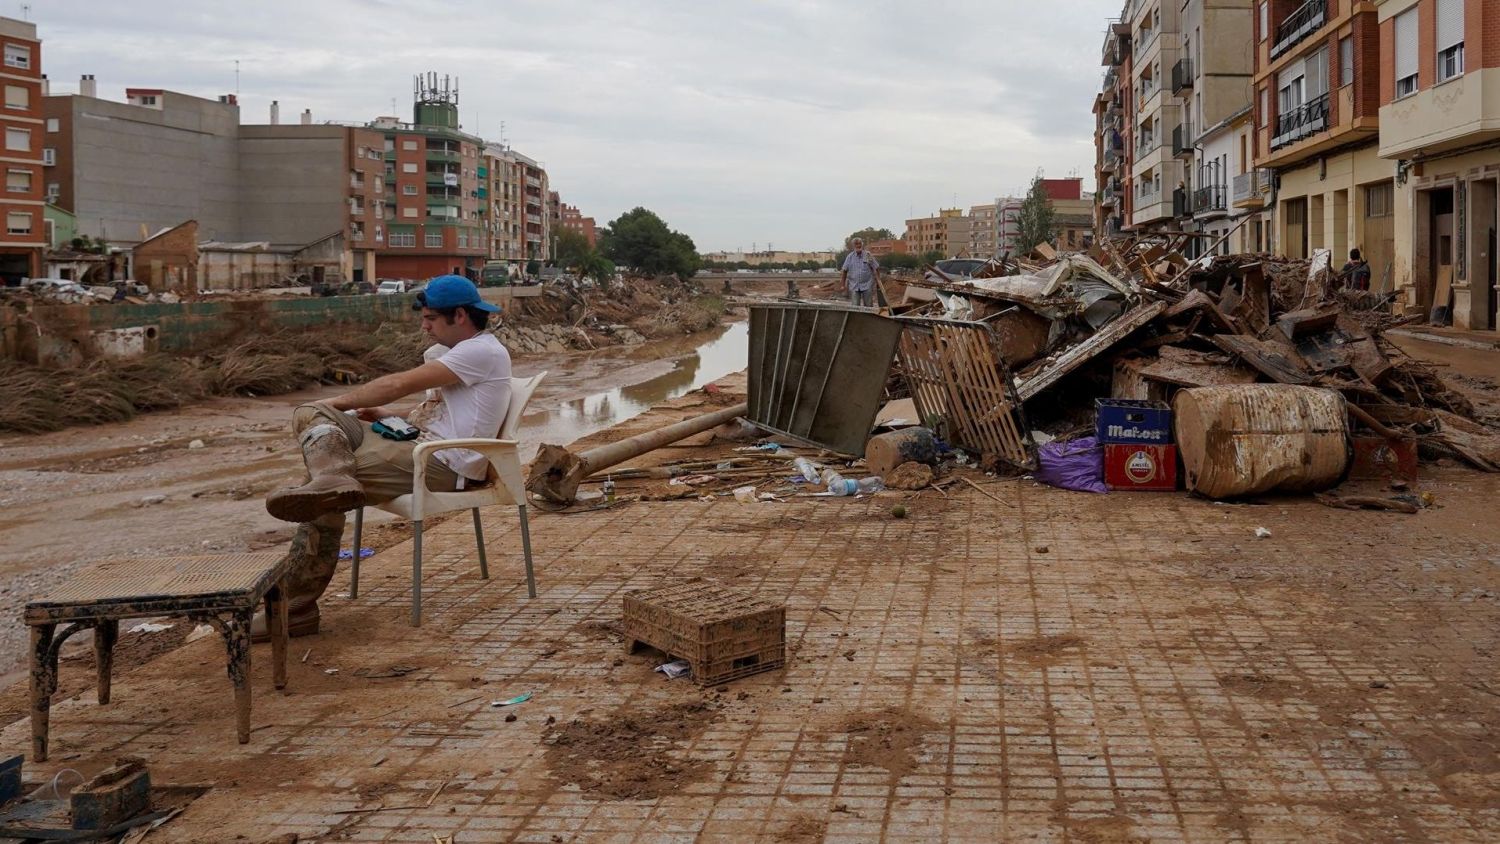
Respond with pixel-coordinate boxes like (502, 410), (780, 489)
(1283, 198), (1308, 259)
(1362, 181), (1394, 292)
(1430, 187), (1455, 321)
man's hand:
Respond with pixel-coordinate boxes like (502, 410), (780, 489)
(327, 361), (461, 412)
(355, 406), (393, 423)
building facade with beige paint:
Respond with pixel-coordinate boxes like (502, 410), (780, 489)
(1376, 0), (1498, 331)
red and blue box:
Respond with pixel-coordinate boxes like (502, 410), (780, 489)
(1097, 399), (1177, 491)
(1095, 399), (1172, 445)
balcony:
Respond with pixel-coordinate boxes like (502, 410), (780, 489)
(1138, 79), (1159, 103)
(1193, 184), (1227, 217)
(426, 148), (461, 162)
(1271, 93), (1329, 150)
(1172, 122), (1193, 157)
(426, 171), (460, 186)
(525, 176), (541, 189)
(1233, 169), (1273, 208)
(1270, 0), (1326, 60)
(1171, 58), (1193, 92)
(1137, 135), (1159, 157)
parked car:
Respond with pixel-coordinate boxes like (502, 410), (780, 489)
(376, 279), (407, 295)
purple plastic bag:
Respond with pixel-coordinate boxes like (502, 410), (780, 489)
(1034, 436), (1109, 494)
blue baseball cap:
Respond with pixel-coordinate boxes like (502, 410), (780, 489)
(418, 274), (499, 312)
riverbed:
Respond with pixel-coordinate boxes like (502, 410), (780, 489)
(0, 322), (751, 682)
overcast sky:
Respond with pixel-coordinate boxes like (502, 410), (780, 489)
(37, 0), (1115, 252)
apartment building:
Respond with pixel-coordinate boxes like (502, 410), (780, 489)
(968, 202), (998, 258)
(238, 117), (387, 283)
(371, 75), (486, 279)
(1376, 0), (1496, 331)
(560, 202), (596, 247)
(43, 79), (242, 246)
(1130, 0), (1188, 231)
(1097, 19), (1134, 236)
(0, 16), (43, 282)
(1173, 0), (1257, 254)
(903, 208), (969, 257)
(1253, 0), (1392, 278)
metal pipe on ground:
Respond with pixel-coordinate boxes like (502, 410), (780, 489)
(527, 402), (751, 504)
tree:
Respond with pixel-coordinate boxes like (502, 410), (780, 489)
(554, 228), (593, 269)
(599, 207), (702, 279)
(1015, 171), (1058, 253)
(847, 227), (895, 245)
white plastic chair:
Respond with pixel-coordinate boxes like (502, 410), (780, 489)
(350, 371), (546, 626)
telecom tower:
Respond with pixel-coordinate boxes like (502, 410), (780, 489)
(414, 72), (459, 129)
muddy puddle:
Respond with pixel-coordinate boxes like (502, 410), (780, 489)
(515, 321), (748, 454)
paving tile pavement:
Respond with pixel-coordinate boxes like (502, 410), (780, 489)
(3, 470), (1497, 842)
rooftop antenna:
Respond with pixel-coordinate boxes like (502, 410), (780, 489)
(234, 59), (240, 96)
(19, 4), (30, 20)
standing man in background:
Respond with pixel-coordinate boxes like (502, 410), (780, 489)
(841, 238), (880, 308)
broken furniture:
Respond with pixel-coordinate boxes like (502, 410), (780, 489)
(24, 552), (294, 761)
(351, 371), (547, 627)
(71, 758), (149, 831)
(527, 401), (750, 505)
(747, 303), (903, 455)
(895, 317), (1034, 469)
(623, 582), (785, 686)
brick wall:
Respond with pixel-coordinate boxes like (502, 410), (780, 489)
(1482, 0), (1500, 70)
(1418, 0), (1436, 89)
(1378, 11), (1395, 104)
(1354, 13), (1380, 118)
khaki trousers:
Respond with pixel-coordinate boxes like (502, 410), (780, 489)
(291, 401), (467, 505)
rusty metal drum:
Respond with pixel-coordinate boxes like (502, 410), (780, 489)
(1173, 385), (1349, 499)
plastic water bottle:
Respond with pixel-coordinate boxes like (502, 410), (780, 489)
(793, 457), (821, 482)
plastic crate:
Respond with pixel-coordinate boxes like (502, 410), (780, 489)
(623, 581), (785, 686)
(1095, 398), (1172, 444)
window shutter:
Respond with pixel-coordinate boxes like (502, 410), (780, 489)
(1394, 10), (1418, 81)
(1307, 48), (1329, 97)
(1436, 0), (1463, 52)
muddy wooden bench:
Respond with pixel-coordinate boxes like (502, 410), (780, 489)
(24, 552), (294, 762)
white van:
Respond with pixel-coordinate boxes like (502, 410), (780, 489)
(376, 279), (407, 295)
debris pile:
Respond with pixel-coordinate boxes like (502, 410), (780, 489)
(892, 236), (1498, 473)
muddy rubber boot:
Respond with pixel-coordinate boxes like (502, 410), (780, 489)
(253, 512), (345, 643)
(265, 425), (364, 523)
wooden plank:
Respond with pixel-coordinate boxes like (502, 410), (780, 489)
(1209, 334), (1315, 385)
(1015, 301), (1168, 401)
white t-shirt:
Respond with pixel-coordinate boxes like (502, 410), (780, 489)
(423, 333), (512, 480)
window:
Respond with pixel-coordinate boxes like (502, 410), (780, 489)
(402, 207), (417, 218)
(45, 181), (58, 201)
(6, 211), (30, 235)
(5, 127), (28, 151)
(4, 44), (29, 69)
(1365, 182), (1393, 218)
(425, 231), (444, 248)
(1437, 0), (1464, 82)
(42, 147), (54, 165)
(1394, 9), (1418, 97)
(401, 162), (417, 173)
(1259, 2), (1268, 40)
(4, 84), (27, 109)
(1259, 88), (1267, 126)
(403, 184), (417, 195)
(140, 95), (157, 106)
(1339, 37), (1353, 87)
(357, 145), (368, 158)
(375, 225), (383, 243)
(402, 139), (417, 151)
(6, 168), (29, 192)
(389, 231), (415, 247)
(45, 117), (57, 132)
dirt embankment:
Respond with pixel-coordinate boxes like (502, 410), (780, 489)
(0, 276), (727, 434)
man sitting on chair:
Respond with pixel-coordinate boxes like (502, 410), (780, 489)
(258, 274), (512, 638)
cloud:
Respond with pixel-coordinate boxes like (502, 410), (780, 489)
(33, 0), (1115, 250)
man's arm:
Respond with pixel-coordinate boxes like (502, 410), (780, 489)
(840, 268), (849, 289)
(326, 360), (462, 414)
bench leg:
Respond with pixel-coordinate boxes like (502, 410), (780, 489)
(265, 584), (289, 690)
(95, 620), (118, 705)
(30, 624), (57, 762)
(224, 611), (252, 743)
(473, 508), (489, 580)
